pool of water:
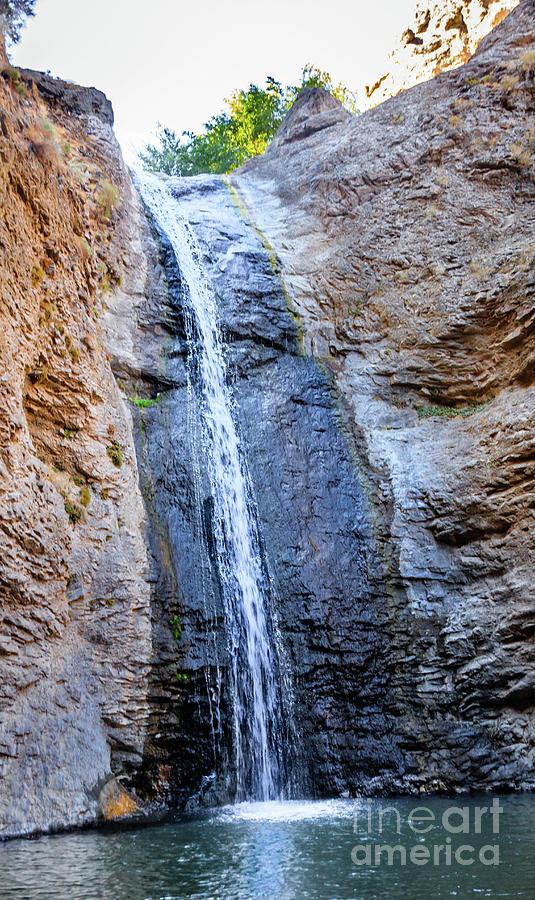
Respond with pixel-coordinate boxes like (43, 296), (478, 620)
(1, 795), (534, 899)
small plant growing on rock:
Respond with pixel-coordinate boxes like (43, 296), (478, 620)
(500, 73), (519, 95)
(75, 236), (93, 260)
(79, 486), (90, 507)
(130, 394), (160, 408)
(169, 613), (182, 641)
(511, 142), (531, 168)
(31, 264), (45, 285)
(520, 50), (535, 73)
(39, 117), (56, 140)
(41, 300), (55, 319)
(25, 120), (60, 165)
(416, 403), (487, 419)
(96, 180), (119, 221)
(3, 65), (26, 97)
(64, 498), (82, 524)
(106, 440), (122, 467)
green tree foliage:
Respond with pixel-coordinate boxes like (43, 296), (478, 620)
(139, 65), (359, 177)
(0, 0), (36, 44)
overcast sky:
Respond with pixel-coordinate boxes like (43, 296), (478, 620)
(11, 0), (417, 161)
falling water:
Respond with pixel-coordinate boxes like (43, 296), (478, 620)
(135, 171), (286, 801)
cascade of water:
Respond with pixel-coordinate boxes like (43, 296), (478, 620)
(135, 171), (286, 801)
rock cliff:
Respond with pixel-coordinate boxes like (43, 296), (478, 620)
(364, 0), (520, 109)
(232, 0), (535, 792)
(0, 64), (155, 836)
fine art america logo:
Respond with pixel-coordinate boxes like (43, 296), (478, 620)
(351, 799), (502, 867)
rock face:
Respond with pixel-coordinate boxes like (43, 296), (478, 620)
(122, 175), (405, 803)
(0, 66), (154, 836)
(364, 0), (520, 109)
(233, 0), (535, 792)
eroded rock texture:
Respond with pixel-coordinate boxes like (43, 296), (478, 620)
(233, 0), (535, 792)
(364, 0), (520, 109)
(0, 66), (153, 836)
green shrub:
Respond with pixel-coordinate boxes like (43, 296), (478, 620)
(521, 50), (535, 72)
(140, 65), (359, 176)
(26, 121), (60, 164)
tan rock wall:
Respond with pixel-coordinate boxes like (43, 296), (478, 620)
(0, 64), (153, 836)
(364, 0), (520, 109)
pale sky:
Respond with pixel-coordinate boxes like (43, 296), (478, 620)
(11, 0), (417, 162)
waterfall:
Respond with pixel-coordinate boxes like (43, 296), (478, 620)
(135, 171), (287, 801)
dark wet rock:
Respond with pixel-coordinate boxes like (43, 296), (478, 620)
(232, 0), (535, 794)
(124, 174), (407, 800)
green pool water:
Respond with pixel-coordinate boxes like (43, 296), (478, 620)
(1, 794), (534, 899)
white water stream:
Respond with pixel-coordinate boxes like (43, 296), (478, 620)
(135, 171), (283, 800)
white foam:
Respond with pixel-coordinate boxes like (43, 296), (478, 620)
(211, 800), (356, 822)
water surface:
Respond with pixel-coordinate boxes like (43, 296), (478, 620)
(1, 795), (534, 899)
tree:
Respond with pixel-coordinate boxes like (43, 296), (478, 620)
(139, 66), (359, 177)
(0, 0), (36, 44)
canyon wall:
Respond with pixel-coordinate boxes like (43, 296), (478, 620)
(0, 66), (159, 836)
(233, 0), (535, 793)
